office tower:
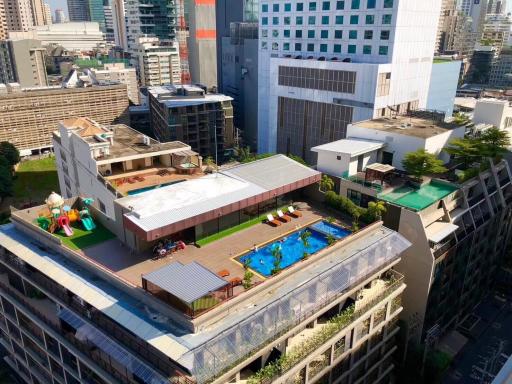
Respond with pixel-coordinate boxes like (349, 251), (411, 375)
(258, 0), (444, 163)
(103, 4), (114, 43)
(313, 112), (512, 345)
(54, 8), (66, 23)
(187, 0), (217, 87)
(4, 0), (36, 30)
(125, 0), (177, 53)
(43, 3), (52, 24)
(0, 80), (129, 153)
(91, 62), (140, 104)
(136, 37), (181, 86)
(0, 0), (7, 40)
(148, 84), (234, 158)
(457, 0), (472, 15)
(482, 14), (512, 52)
(0, 39), (47, 87)
(490, 48), (512, 87)
(487, 0), (507, 14)
(436, 0), (457, 54)
(66, 0), (106, 31)
(111, 0), (127, 49)
(30, 0), (46, 25)
(0, 45), (16, 84)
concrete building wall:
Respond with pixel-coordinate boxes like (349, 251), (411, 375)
(473, 99), (512, 131)
(92, 63), (140, 105)
(9, 39), (48, 87)
(427, 60), (461, 119)
(137, 38), (181, 86)
(111, 0), (127, 49)
(4, 0), (35, 30)
(0, 0), (6, 40)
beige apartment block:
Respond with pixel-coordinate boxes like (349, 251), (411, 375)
(91, 63), (140, 105)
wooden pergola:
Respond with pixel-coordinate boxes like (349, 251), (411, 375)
(365, 163), (395, 186)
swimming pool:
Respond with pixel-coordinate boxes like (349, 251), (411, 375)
(127, 180), (184, 195)
(238, 221), (351, 277)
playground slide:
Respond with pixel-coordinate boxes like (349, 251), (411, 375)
(82, 217), (96, 231)
(62, 224), (74, 237)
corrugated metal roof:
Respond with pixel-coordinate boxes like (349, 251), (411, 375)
(223, 154), (320, 191)
(311, 139), (385, 157)
(143, 262), (228, 304)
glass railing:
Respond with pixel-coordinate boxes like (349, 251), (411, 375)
(341, 173), (383, 192)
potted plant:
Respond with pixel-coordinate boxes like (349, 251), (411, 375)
(243, 270), (254, 289)
(271, 246), (283, 275)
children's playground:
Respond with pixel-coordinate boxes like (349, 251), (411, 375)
(36, 193), (114, 250)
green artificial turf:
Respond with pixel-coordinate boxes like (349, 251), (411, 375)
(53, 221), (115, 250)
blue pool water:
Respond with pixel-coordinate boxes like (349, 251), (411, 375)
(238, 220), (351, 277)
(127, 180), (183, 195)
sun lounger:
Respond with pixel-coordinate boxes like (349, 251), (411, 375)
(217, 269), (230, 278)
(229, 277), (243, 287)
(277, 210), (291, 222)
(287, 206), (302, 218)
(267, 214), (281, 227)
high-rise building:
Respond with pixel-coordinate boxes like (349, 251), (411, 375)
(0, 81), (129, 153)
(148, 84), (234, 158)
(4, 0), (36, 31)
(103, 4), (114, 43)
(258, 0), (445, 163)
(0, 0), (7, 40)
(136, 37), (181, 86)
(43, 3), (52, 24)
(487, 0), (507, 14)
(490, 47), (512, 87)
(111, 0), (127, 49)
(436, 0), (457, 54)
(54, 8), (66, 23)
(482, 14), (512, 52)
(29, 0), (46, 25)
(91, 62), (140, 104)
(66, 0), (105, 31)
(187, 0), (217, 87)
(0, 39), (47, 87)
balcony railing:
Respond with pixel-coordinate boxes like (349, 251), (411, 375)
(341, 173), (383, 192)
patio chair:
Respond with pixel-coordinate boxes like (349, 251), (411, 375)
(267, 214), (281, 227)
(277, 210), (291, 222)
(287, 206), (302, 218)
(229, 277), (243, 287)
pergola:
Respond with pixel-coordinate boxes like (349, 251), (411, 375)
(364, 163), (395, 185)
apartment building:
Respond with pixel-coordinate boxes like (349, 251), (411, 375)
(0, 0), (6, 40)
(4, 0), (36, 30)
(312, 113), (512, 345)
(136, 37), (181, 86)
(1, 129), (411, 383)
(0, 82), (129, 153)
(111, 0), (127, 49)
(148, 85), (234, 159)
(257, 0), (451, 162)
(472, 98), (512, 136)
(0, 39), (47, 87)
(66, 0), (105, 31)
(490, 48), (512, 87)
(91, 62), (140, 105)
(43, 3), (51, 24)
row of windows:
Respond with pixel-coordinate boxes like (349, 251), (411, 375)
(278, 66), (356, 93)
(262, 28), (390, 40)
(261, 0), (394, 12)
(262, 41), (389, 55)
(261, 13), (393, 25)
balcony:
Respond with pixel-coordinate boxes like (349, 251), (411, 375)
(341, 173), (383, 192)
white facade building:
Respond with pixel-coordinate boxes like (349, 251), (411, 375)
(257, 0), (449, 163)
(136, 37), (181, 86)
(473, 98), (512, 138)
(91, 62), (140, 104)
(427, 59), (461, 119)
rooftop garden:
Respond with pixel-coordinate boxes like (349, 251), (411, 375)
(53, 221), (116, 251)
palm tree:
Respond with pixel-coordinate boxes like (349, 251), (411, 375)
(271, 245), (283, 275)
(299, 230), (312, 249)
(319, 175), (334, 193)
(367, 201), (386, 222)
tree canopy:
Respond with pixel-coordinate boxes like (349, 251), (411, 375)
(0, 142), (20, 168)
(444, 138), (481, 167)
(402, 149), (447, 180)
(478, 127), (510, 158)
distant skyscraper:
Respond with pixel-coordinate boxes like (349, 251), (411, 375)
(43, 2), (52, 24)
(4, 0), (36, 30)
(111, 0), (127, 49)
(487, 0), (507, 14)
(54, 8), (66, 23)
(103, 4), (114, 43)
(0, 0), (7, 40)
(66, 0), (105, 31)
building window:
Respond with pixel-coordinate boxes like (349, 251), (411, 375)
(363, 45), (372, 54)
(285, 3), (291, 11)
(349, 30), (357, 39)
(335, 30), (343, 38)
(322, 1), (330, 10)
(364, 30), (373, 39)
(367, 0), (376, 8)
(308, 16), (316, 25)
(379, 45), (389, 55)
(334, 44), (342, 53)
(272, 42), (279, 50)
(348, 44), (356, 53)
(366, 15), (374, 24)
(377, 72), (391, 95)
(295, 43), (302, 51)
(309, 1), (317, 10)
(296, 16), (303, 25)
(336, 1), (345, 9)
(273, 17), (279, 25)
(284, 42), (290, 51)
(308, 30), (315, 38)
(350, 15), (359, 24)
(284, 17), (291, 25)
(382, 14), (392, 24)
(99, 199), (106, 213)
(380, 30), (390, 40)
(320, 44), (327, 52)
(261, 41), (268, 49)
(278, 66), (357, 93)
(384, 0), (393, 8)
(262, 4), (268, 12)
(284, 29), (290, 37)
(297, 2), (304, 11)
(262, 17), (268, 25)
(336, 15), (344, 24)
(296, 30), (303, 38)
(273, 3), (279, 12)
(307, 43), (315, 51)
(337, 155), (342, 160)
(348, 189), (362, 204)
(321, 30), (328, 38)
(322, 16), (329, 24)
(272, 30), (279, 37)
(351, 0), (360, 9)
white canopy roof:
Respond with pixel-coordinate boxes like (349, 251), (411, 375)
(311, 138), (385, 157)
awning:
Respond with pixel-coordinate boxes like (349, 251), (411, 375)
(426, 222), (459, 243)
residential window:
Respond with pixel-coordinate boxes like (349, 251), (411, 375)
(336, 0), (345, 9)
(262, 17), (268, 25)
(261, 29), (268, 37)
(367, 0), (376, 8)
(382, 14), (392, 24)
(322, 1), (330, 10)
(384, 0), (393, 8)
(307, 43), (315, 51)
(348, 44), (356, 53)
(309, 1), (317, 10)
(335, 30), (343, 38)
(364, 30), (373, 39)
(320, 44), (327, 52)
(351, 0), (360, 9)
(334, 44), (342, 53)
(262, 4), (268, 12)
(285, 3), (291, 11)
(262, 41), (268, 49)
(273, 3), (279, 12)
(297, 2), (304, 11)
(350, 15), (359, 24)
(295, 43), (302, 51)
(335, 15), (344, 24)
(296, 30), (303, 38)
(296, 16), (303, 24)
(380, 30), (390, 40)
(284, 29), (290, 37)
(322, 15), (329, 24)
(308, 30), (315, 38)
(272, 42), (279, 50)
(366, 15), (374, 24)
(321, 30), (329, 38)
(377, 72), (391, 95)
(349, 30), (357, 39)
(379, 46), (389, 55)
(308, 16), (316, 24)
(363, 45), (372, 54)
(284, 42), (290, 51)
(272, 29), (279, 37)
(273, 17), (279, 25)
(284, 16), (290, 25)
